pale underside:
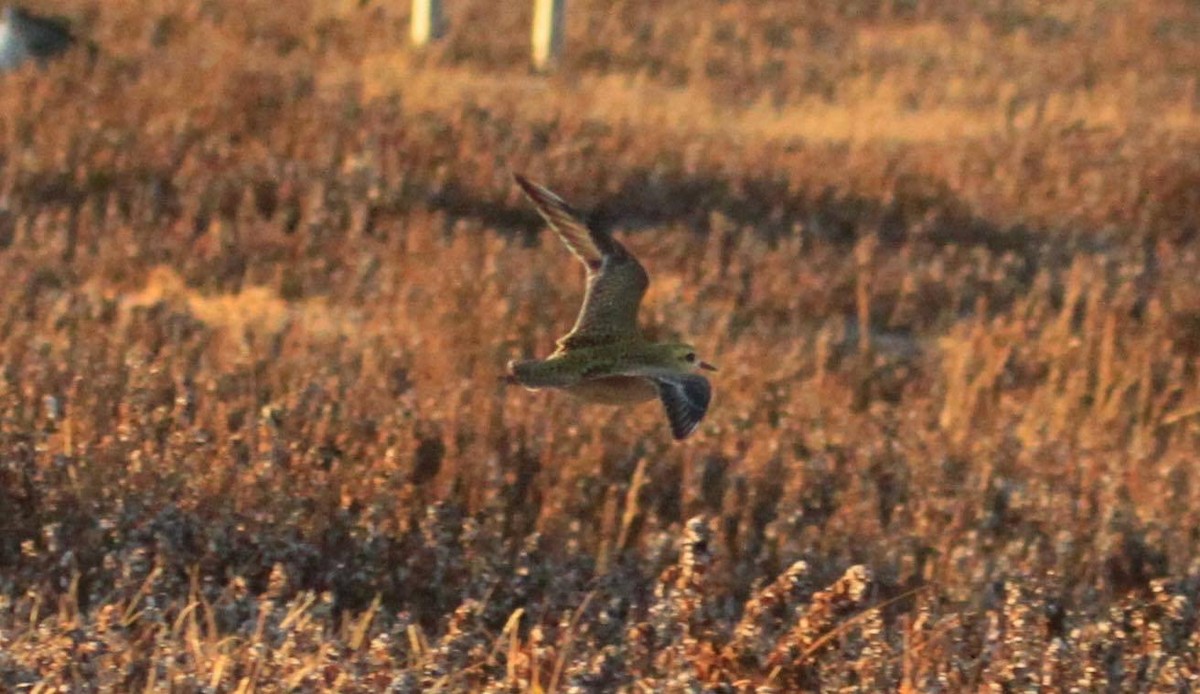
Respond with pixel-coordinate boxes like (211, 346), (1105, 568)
(563, 375), (659, 405)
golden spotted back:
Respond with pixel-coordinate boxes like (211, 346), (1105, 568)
(514, 175), (649, 351)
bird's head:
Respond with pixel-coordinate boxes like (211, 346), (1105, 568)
(658, 343), (718, 374)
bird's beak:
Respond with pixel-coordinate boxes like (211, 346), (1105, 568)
(699, 361), (718, 372)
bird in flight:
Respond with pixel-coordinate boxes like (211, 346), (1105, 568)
(506, 174), (716, 440)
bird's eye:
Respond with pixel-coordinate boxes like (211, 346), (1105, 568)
(685, 353), (696, 363)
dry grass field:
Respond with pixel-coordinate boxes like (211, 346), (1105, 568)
(1, 0), (1199, 690)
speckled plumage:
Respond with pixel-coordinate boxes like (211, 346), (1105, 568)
(506, 174), (716, 440)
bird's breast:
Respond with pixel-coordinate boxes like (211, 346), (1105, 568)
(565, 376), (658, 405)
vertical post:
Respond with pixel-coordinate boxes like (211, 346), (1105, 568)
(531, 0), (565, 71)
(411, 0), (444, 46)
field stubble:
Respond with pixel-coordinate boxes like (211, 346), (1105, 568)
(0, 0), (1199, 691)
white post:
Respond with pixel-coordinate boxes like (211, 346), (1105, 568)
(531, 0), (565, 71)
(411, 0), (444, 46)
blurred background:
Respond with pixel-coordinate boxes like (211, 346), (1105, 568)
(1, 1), (1199, 690)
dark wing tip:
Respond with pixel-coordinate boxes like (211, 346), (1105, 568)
(512, 173), (563, 209)
(655, 375), (712, 440)
(670, 417), (699, 440)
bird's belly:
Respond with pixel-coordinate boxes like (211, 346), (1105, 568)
(566, 376), (658, 405)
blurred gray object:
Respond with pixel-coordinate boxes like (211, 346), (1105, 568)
(0, 4), (75, 71)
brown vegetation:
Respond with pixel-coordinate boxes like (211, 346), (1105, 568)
(1, 0), (1199, 690)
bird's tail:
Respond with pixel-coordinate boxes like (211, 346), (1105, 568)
(505, 359), (572, 389)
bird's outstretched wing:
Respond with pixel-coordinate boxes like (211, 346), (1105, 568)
(515, 174), (649, 350)
(649, 373), (711, 440)
(0, 6), (75, 70)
